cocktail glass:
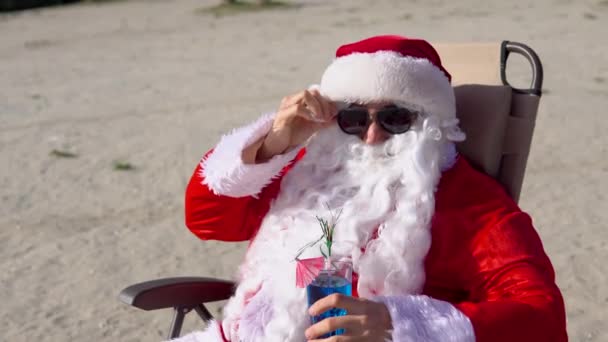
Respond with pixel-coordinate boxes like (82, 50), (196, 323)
(306, 260), (353, 338)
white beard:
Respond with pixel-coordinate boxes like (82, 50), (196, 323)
(222, 115), (457, 342)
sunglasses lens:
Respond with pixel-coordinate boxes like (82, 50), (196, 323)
(337, 108), (369, 135)
(378, 107), (415, 134)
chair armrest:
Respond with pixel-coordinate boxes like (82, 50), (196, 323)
(119, 277), (236, 311)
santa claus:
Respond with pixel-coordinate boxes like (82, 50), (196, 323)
(174, 36), (567, 342)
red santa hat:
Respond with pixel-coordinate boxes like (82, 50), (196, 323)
(319, 35), (456, 123)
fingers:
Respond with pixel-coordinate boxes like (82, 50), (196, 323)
(302, 90), (326, 122)
(288, 102), (321, 124)
(309, 88), (338, 121)
(307, 333), (381, 342)
(307, 336), (362, 342)
(305, 315), (368, 340)
(309, 294), (367, 316)
(279, 90), (336, 123)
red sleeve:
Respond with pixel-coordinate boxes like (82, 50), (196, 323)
(455, 212), (568, 342)
(184, 149), (302, 242)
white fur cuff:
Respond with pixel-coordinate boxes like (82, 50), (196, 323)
(167, 320), (224, 342)
(373, 295), (475, 342)
(201, 113), (301, 198)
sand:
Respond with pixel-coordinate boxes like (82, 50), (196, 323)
(1, 0), (607, 340)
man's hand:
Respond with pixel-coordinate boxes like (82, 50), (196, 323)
(305, 294), (393, 342)
(249, 89), (337, 163)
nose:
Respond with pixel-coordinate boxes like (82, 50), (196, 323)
(363, 121), (389, 145)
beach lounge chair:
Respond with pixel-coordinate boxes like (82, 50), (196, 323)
(118, 41), (544, 340)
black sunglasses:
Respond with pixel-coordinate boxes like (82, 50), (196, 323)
(336, 104), (418, 135)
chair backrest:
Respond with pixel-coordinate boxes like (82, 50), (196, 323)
(434, 42), (543, 202)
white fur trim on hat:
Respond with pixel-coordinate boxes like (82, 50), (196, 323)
(319, 51), (456, 123)
(373, 295), (476, 342)
(200, 113), (301, 198)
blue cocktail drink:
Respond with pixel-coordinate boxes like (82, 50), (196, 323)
(306, 261), (352, 338)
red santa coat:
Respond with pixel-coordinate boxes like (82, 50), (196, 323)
(185, 148), (567, 342)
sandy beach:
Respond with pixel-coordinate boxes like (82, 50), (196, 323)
(1, 0), (607, 340)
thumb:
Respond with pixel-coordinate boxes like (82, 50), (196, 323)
(307, 84), (320, 92)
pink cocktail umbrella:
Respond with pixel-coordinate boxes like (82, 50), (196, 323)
(295, 257), (325, 288)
